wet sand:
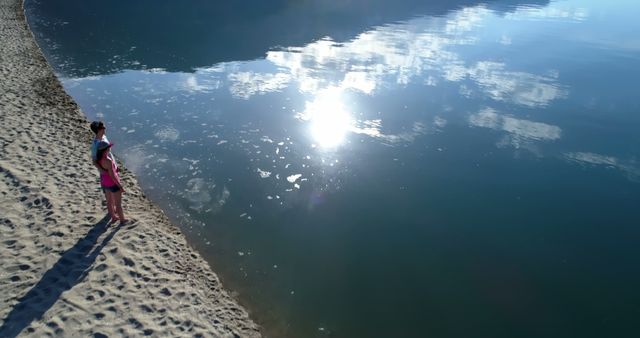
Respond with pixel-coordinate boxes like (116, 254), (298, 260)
(0, 0), (261, 336)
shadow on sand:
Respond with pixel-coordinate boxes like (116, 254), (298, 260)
(0, 216), (124, 337)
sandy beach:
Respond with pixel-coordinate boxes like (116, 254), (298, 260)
(0, 0), (261, 336)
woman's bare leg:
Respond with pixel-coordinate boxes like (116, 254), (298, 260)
(105, 190), (117, 220)
(113, 190), (126, 223)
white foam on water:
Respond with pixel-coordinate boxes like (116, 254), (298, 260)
(287, 174), (302, 183)
(257, 168), (271, 178)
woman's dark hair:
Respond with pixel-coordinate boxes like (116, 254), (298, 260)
(90, 121), (105, 134)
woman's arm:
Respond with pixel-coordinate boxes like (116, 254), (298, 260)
(93, 149), (106, 173)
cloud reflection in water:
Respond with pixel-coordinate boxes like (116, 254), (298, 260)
(228, 71), (292, 99)
(469, 108), (561, 141)
(469, 108), (561, 152)
(261, 4), (565, 110)
(138, 2), (577, 155)
(213, 3), (568, 151)
(564, 152), (640, 182)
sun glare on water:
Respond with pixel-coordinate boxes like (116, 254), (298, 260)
(304, 89), (354, 148)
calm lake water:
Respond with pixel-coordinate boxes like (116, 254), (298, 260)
(26, 0), (640, 337)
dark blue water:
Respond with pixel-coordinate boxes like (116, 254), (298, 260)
(26, 0), (640, 337)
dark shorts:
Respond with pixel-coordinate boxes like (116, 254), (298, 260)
(102, 185), (121, 193)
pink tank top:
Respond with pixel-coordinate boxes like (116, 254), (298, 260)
(99, 156), (119, 188)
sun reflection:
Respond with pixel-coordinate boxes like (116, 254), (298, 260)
(301, 88), (354, 148)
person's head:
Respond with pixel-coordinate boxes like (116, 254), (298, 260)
(90, 121), (105, 135)
(96, 140), (112, 160)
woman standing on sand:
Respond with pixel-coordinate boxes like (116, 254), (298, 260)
(90, 121), (115, 216)
(96, 140), (127, 223)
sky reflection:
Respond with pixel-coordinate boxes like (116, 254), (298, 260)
(60, 0), (640, 190)
(261, 5), (565, 109)
(154, 1), (567, 156)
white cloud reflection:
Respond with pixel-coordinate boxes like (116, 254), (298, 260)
(153, 1), (576, 153)
(249, 4), (572, 149)
(263, 4), (565, 109)
(181, 74), (221, 92)
(469, 108), (562, 142)
(227, 71), (292, 99)
(352, 120), (428, 145)
(445, 5), (491, 34)
(564, 152), (617, 166)
(504, 5), (589, 22)
(466, 62), (565, 107)
(564, 152), (640, 181)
